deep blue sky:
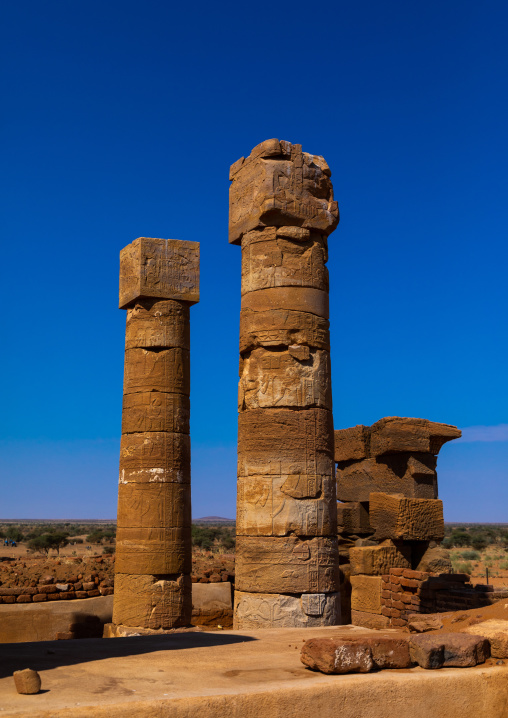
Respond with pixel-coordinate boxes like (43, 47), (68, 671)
(1, 1), (507, 520)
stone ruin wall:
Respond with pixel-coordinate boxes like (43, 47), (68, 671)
(112, 237), (199, 630)
(230, 139), (341, 628)
(334, 417), (465, 626)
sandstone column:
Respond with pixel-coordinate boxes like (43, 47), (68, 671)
(230, 139), (340, 628)
(112, 237), (199, 630)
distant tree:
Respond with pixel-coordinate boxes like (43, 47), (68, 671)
(450, 530), (471, 547)
(28, 532), (69, 555)
(471, 534), (488, 551)
(6, 527), (23, 543)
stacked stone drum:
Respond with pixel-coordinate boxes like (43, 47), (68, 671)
(112, 237), (199, 630)
(230, 139), (341, 628)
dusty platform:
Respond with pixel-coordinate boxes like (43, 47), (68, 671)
(0, 626), (507, 717)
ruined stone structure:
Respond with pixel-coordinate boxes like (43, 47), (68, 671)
(230, 139), (341, 627)
(112, 237), (199, 630)
(335, 417), (461, 625)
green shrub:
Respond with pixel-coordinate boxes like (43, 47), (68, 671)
(454, 562), (473, 575)
(461, 550), (480, 561)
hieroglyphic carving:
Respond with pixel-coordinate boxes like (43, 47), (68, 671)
(120, 237), (199, 308)
(234, 591), (341, 628)
(236, 475), (336, 537)
(114, 237), (199, 630)
(232, 141), (339, 628)
(229, 140), (339, 245)
(239, 347), (332, 410)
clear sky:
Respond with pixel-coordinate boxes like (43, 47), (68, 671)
(1, 0), (507, 521)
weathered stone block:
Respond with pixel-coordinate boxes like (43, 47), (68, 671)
(301, 634), (411, 674)
(115, 526), (191, 574)
(119, 432), (190, 483)
(239, 347), (332, 410)
(125, 299), (190, 350)
(241, 229), (329, 294)
(112, 573), (191, 629)
(337, 454), (438, 502)
(192, 582), (232, 611)
(233, 590), (340, 629)
(349, 540), (411, 576)
(336, 502), (371, 534)
(334, 425), (369, 463)
(13, 669), (41, 695)
(351, 609), (390, 630)
(122, 392), (190, 434)
(117, 483), (191, 529)
(241, 287), (329, 319)
(409, 633), (489, 669)
(229, 139), (339, 244)
(235, 536), (339, 594)
(412, 541), (453, 573)
(350, 575), (383, 614)
(237, 408), (334, 477)
(123, 347), (190, 395)
(463, 619), (508, 658)
(369, 417), (462, 456)
(236, 475), (336, 537)
(119, 237), (199, 308)
(239, 308), (330, 353)
(369, 493), (444, 541)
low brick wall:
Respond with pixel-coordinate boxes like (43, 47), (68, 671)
(380, 568), (505, 627)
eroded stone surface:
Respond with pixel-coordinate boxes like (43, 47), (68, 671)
(13, 669), (41, 695)
(229, 139), (339, 244)
(235, 536), (339, 594)
(239, 308), (330, 353)
(239, 347), (332, 410)
(119, 432), (190, 483)
(112, 574), (192, 630)
(301, 634), (411, 674)
(233, 591), (340, 628)
(120, 237), (199, 308)
(463, 619), (508, 658)
(122, 392), (190, 434)
(409, 633), (490, 669)
(350, 575), (383, 614)
(369, 493), (444, 541)
(236, 474), (336, 537)
(125, 299), (190, 350)
(349, 540), (411, 576)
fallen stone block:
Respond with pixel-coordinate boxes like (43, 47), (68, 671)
(301, 634), (411, 674)
(349, 540), (410, 576)
(351, 609), (390, 630)
(334, 426), (369, 463)
(369, 417), (461, 456)
(13, 668), (41, 694)
(409, 633), (490, 669)
(337, 502), (371, 534)
(463, 619), (508, 658)
(407, 614), (444, 633)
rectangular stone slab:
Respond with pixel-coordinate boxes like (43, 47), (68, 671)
(334, 426), (369, 463)
(239, 347), (332, 411)
(350, 575), (383, 614)
(235, 536), (339, 594)
(117, 483), (191, 529)
(238, 407), (334, 477)
(241, 230), (328, 294)
(369, 417), (462, 456)
(239, 308), (330, 353)
(233, 590), (340, 629)
(349, 541), (411, 576)
(115, 526), (191, 574)
(122, 392), (190, 434)
(229, 139), (339, 244)
(123, 347), (190, 395)
(369, 493), (445, 541)
(236, 475), (336, 537)
(119, 237), (199, 308)
(119, 432), (190, 483)
(112, 573), (191, 629)
(125, 299), (190, 350)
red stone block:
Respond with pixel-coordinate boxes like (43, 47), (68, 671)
(87, 590), (100, 597)
(16, 595), (32, 603)
(391, 568), (405, 576)
(32, 594), (47, 602)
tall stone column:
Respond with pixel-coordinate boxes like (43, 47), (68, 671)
(112, 237), (199, 630)
(230, 139), (341, 628)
